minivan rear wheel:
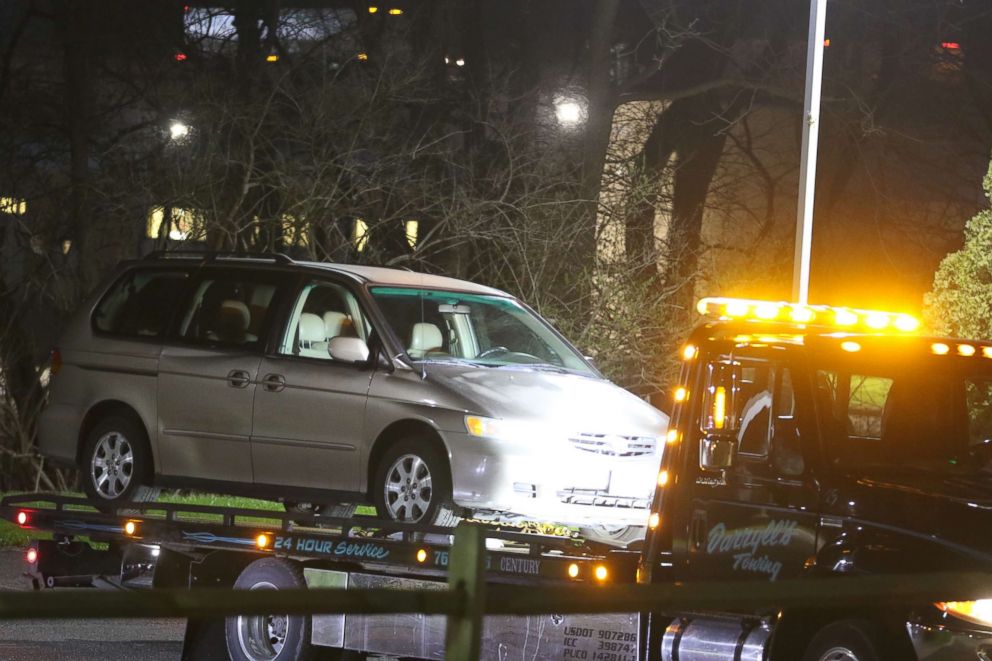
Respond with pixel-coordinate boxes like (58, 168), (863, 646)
(373, 438), (459, 527)
(81, 415), (158, 511)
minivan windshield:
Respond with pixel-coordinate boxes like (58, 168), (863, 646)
(370, 287), (595, 375)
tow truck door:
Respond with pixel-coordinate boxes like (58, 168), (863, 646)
(683, 353), (820, 582)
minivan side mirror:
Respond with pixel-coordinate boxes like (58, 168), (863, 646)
(329, 337), (370, 364)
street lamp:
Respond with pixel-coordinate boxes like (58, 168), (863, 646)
(554, 97), (584, 126)
(169, 121), (190, 141)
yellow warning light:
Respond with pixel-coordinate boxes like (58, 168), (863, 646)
(864, 312), (889, 330)
(416, 548), (428, 563)
(123, 521), (138, 536)
(682, 344), (698, 361)
(357, 52), (369, 61)
(648, 512), (660, 529)
(696, 298), (919, 335)
(932, 342), (951, 356)
(594, 565), (609, 582)
(568, 563), (580, 579)
(790, 306), (815, 323)
(368, 5), (379, 12)
(834, 309), (858, 326)
(265, 53), (279, 62)
(674, 387), (688, 403)
(256, 533), (271, 549)
(959, 344), (977, 357)
(983, 347), (992, 359)
(712, 386), (727, 430)
(754, 302), (780, 320)
(666, 429), (680, 444)
(840, 341), (861, 353)
(388, 7), (403, 14)
(657, 470), (669, 487)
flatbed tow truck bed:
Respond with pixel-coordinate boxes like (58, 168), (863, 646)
(1, 493), (643, 660)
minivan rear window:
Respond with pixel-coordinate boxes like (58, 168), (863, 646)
(93, 269), (189, 338)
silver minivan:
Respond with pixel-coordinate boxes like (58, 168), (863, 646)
(39, 254), (667, 540)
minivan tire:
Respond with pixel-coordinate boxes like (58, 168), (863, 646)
(225, 557), (315, 661)
(81, 415), (158, 511)
(373, 437), (459, 527)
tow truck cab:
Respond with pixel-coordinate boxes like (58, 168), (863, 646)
(641, 298), (992, 660)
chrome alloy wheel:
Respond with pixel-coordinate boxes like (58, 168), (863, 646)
(818, 647), (860, 661)
(383, 453), (433, 522)
(237, 582), (287, 661)
(90, 431), (134, 499)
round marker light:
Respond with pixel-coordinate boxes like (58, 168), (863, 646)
(256, 534), (271, 549)
(594, 565), (608, 582)
(840, 341), (861, 353)
(15, 511), (28, 527)
(657, 470), (669, 487)
(681, 344), (698, 361)
(123, 521), (137, 536)
(666, 429), (680, 444)
(983, 347), (992, 359)
(959, 344), (977, 357)
(648, 512), (660, 530)
(416, 549), (428, 563)
(932, 343), (950, 356)
(25, 548), (38, 565)
(674, 387), (688, 403)
(568, 563), (580, 579)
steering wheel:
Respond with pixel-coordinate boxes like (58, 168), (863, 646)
(476, 346), (510, 359)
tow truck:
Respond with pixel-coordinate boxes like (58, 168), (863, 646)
(5, 297), (992, 660)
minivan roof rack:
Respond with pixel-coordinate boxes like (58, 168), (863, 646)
(142, 250), (295, 265)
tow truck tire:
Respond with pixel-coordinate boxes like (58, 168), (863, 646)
(373, 437), (459, 527)
(81, 415), (159, 512)
(802, 619), (886, 661)
(225, 557), (315, 661)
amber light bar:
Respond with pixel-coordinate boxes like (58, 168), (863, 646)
(696, 297), (920, 333)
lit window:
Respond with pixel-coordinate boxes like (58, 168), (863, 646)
(0, 197), (27, 215)
(146, 207), (203, 241)
(353, 218), (369, 252)
(281, 215), (309, 247)
(405, 220), (418, 248)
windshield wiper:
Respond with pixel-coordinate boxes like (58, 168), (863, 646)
(417, 357), (488, 367)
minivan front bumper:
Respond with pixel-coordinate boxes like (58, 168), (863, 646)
(445, 430), (658, 527)
(908, 620), (992, 660)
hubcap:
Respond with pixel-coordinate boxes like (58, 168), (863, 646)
(237, 582), (288, 661)
(90, 432), (134, 500)
(819, 646), (860, 661)
(383, 453), (433, 522)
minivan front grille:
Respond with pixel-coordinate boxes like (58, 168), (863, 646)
(569, 433), (657, 457)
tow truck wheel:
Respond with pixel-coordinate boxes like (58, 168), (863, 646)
(802, 620), (886, 661)
(226, 558), (315, 661)
(81, 415), (158, 512)
(373, 437), (459, 527)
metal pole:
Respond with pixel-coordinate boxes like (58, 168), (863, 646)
(792, 0), (828, 304)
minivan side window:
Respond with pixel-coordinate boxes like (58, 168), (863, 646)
(177, 274), (280, 348)
(93, 269), (188, 338)
(279, 280), (369, 360)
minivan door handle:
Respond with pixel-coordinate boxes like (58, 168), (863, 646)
(262, 373), (286, 392)
(227, 369), (251, 389)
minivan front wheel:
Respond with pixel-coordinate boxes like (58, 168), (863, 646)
(82, 415), (158, 510)
(373, 438), (459, 527)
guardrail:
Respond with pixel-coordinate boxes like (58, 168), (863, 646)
(1, 523), (991, 660)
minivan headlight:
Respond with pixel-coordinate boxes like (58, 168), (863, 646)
(465, 415), (515, 440)
(936, 600), (992, 626)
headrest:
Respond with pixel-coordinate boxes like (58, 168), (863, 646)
(409, 323), (443, 354)
(323, 311), (351, 339)
(217, 300), (250, 329)
(299, 313), (325, 343)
